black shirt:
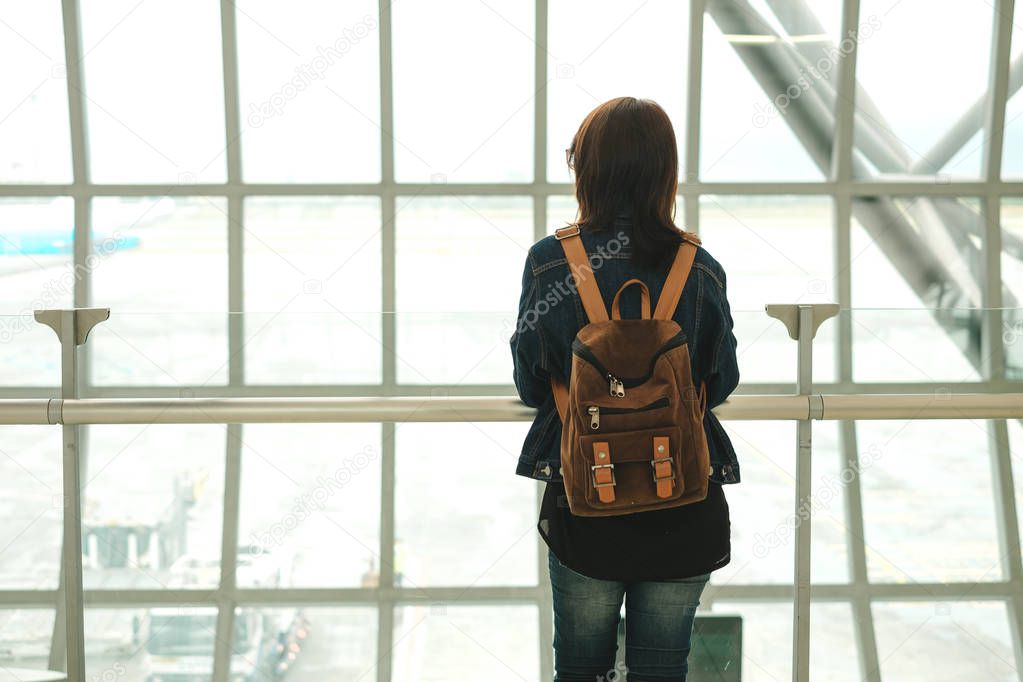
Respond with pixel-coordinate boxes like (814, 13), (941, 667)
(538, 479), (731, 582)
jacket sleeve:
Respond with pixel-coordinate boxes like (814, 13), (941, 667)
(510, 251), (552, 408)
(701, 262), (740, 410)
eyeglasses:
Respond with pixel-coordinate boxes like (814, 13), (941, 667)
(565, 148), (574, 169)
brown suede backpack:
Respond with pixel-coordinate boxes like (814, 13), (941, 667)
(550, 224), (711, 517)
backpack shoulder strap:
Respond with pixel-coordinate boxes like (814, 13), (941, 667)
(551, 377), (569, 423)
(554, 225), (609, 323)
(653, 235), (700, 321)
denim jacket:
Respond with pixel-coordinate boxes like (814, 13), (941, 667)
(509, 216), (741, 485)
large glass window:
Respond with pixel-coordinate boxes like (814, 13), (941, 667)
(237, 424), (381, 588)
(547, 0), (688, 182)
(699, 195), (836, 383)
(394, 196), (532, 384)
(1, 1), (1021, 678)
(235, 0), (381, 183)
(89, 197), (229, 386)
(392, 0), (534, 182)
(0, 198), (73, 386)
(243, 197), (382, 384)
(700, 1), (842, 181)
(80, 0), (227, 183)
(850, 198), (983, 382)
(853, 0), (993, 178)
(0, 3), (71, 183)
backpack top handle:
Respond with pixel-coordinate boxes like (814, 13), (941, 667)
(611, 279), (651, 320)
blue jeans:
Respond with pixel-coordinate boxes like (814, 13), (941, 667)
(548, 550), (709, 682)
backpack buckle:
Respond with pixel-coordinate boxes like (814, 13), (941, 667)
(555, 225), (581, 240)
(651, 456), (675, 483)
(590, 463), (616, 487)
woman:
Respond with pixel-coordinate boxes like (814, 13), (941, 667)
(510, 97), (741, 681)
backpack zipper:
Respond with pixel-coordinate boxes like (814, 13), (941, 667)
(572, 330), (687, 395)
(586, 396), (670, 430)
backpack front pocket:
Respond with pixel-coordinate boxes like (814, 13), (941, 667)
(583, 395), (670, 431)
(577, 425), (685, 511)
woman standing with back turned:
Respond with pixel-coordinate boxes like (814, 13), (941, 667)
(510, 97), (741, 681)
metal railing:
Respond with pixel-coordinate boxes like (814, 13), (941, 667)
(2, 303), (1023, 682)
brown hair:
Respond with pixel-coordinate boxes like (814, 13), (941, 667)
(568, 97), (687, 268)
